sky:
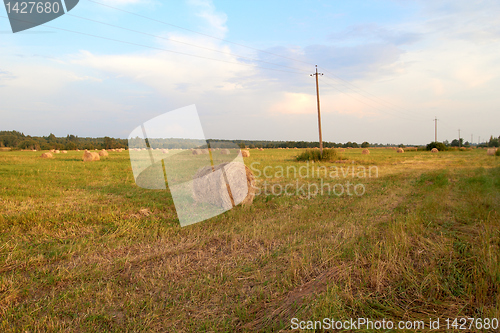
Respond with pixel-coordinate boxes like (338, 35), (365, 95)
(1, 0), (499, 145)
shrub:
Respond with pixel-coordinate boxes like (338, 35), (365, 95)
(426, 141), (447, 151)
(496, 149), (500, 157)
(296, 149), (338, 162)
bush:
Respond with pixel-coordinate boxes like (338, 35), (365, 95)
(426, 141), (447, 151)
(496, 149), (500, 157)
(296, 149), (338, 162)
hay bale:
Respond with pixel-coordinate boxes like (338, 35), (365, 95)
(40, 152), (53, 158)
(162, 149), (169, 154)
(83, 151), (100, 162)
(54, 150), (60, 154)
(99, 149), (109, 157)
(259, 148), (264, 151)
(50, 149), (55, 153)
(487, 148), (497, 156)
(241, 150), (250, 157)
(192, 149), (201, 155)
(192, 162), (255, 209)
(397, 148), (404, 153)
(220, 149), (230, 155)
(362, 149), (370, 155)
(201, 149), (209, 154)
(431, 148), (439, 153)
(62, 150), (67, 154)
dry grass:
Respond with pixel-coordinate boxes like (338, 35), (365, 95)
(0, 149), (499, 332)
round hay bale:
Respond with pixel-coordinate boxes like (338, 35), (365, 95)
(397, 148), (404, 153)
(192, 149), (201, 155)
(50, 149), (55, 153)
(62, 150), (67, 154)
(431, 148), (439, 153)
(487, 148), (497, 156)
(83, 151), (100, 162)
(99, 150), (109, 157)
(76, 149), (80, 151)
(259, 148), (264, 151)
(192, 162), (255, 209)
(362, 149), (370, 155)
(162, 149), (169, 154)
(54, 150), (60, 154)
(220, 149), (230, 155)
(40, 152), (53, 158)
(241, 150), (250, 157)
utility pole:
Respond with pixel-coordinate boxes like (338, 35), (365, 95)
(434, 117), (438, 142)
(311, 65), (324, 155)
(458, 129), (461, 148)
(471, 134), (473, 146)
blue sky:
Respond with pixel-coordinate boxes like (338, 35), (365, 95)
(1, 0), (499, 144)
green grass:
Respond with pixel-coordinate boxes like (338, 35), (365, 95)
(296, 148), (338, 162)
(0, 148), (499, 332)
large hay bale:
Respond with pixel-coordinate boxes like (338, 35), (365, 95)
(99, 149), (109, 157)
(54, 150), (60, 154)
(362, 149), (370, 155)
(220, 149), (230, 155)
(192, 149), (201, 155)
(397, 148), (404, 153)
(431, 148), (439, 153)
(192, 162), (255, 209)
(83, 151), (100, 162)
(62, 150), (67, 154)
(201, 149), (209, 154)
(259, 148), (264, 151)
(487, 148), (497, 156)
(241, 150), (250, 157)
(41, 152), (53, 158)
(50, 149), (55, 153)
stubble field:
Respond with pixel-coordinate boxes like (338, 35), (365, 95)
(1, 148), (499, 332)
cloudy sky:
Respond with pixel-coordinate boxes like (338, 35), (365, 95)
(1, 0), (499, 145)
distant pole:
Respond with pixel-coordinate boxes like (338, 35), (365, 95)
(458, 129), (461, 148)
(479, 136), (481, 145)
(311, 65), (324, 155)
(471, 134), (473, 145)
(434, 117), (438, 142)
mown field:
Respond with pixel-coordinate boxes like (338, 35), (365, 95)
(1, 148), (499, 332)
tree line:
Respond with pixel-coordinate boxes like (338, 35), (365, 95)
(2, 130), (498, 151)
(0, 131), (127, 151)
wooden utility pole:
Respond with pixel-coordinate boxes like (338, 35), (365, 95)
(310, 65), (324, 155)
(458, 129), (461, 148)
(434, 117), (438, 142)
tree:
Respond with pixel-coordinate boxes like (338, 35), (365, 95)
(451, 139), (463, 147)
(361, 141), (370, 148)
(426, 141), (447, 151)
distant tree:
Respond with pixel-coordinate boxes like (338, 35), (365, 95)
(65, 142), (78, 150)
(488, 135), (499, 147)
(17, 139), (40, 150)
(361, 141), (370, 148)
(426, 141), (447, 151)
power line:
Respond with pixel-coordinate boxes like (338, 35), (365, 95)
(85, 0), (430, 122)
(87, 0), (314, 67)
(67, 13), (312, 74)
(0, 15), (307, 75)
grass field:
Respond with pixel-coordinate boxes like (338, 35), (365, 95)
(1, 148), (499, 332)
